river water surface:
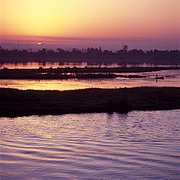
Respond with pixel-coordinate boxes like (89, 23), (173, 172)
(0, 70), (180, 90)
(1, 110), (180, 179)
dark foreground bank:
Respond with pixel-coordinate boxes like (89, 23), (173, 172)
(0, 87), (180, 117)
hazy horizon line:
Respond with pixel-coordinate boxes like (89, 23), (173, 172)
(1, 34), (179, 51)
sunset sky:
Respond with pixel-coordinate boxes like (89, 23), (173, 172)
(0, 0), (180, 50)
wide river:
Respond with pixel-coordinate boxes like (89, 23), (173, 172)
(1, 110), (180, 179)
(0, 69), (180, 90)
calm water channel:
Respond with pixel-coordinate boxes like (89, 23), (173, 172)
(1, 62), (177, 69)
(1, 110), (180, 179)
(0, 69), (180, 90)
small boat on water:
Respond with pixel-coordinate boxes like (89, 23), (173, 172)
(155, 74), (164, 80)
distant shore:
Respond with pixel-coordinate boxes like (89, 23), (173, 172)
(0, 87), (180, 117)
(0, 48), (179, 65)
(0, 67), (179, 80)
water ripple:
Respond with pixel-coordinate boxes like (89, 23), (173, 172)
(0, 110), (180, 179)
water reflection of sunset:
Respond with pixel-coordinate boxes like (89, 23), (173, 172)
(0, 62), (121, 69)
(0, 69), (180, 91)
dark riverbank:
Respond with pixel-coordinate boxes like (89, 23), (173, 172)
(0, 87), (180, 117)
(0, 67), (179, 80)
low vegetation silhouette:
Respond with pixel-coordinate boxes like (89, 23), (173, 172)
(0, 66), (179, 80)
(0, 87), (180, 117)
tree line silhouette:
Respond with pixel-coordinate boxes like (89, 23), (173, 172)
(0, 46), (179, 64)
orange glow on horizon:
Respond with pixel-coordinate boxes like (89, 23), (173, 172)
(1, 0), (180, 41)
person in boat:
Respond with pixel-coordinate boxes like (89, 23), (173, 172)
(155, 74), (164, 80)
